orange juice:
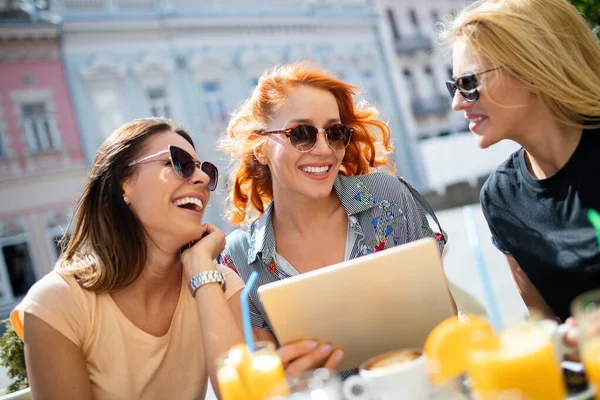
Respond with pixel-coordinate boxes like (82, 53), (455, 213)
(582, 336), (600, 393)
(216, 342), (288, 400)
(247, 344), (288, 399)
(466, 323), (566, 400)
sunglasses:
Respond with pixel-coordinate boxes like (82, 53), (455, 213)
(257, 124), (353, 153)
(128, 145), (219, 191)
(445, 67), (502, 103)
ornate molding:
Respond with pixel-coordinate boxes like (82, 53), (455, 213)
(187, 51), (232, 82)
(132, 54), (175, 83)
(79, 56), (126, 80)
(287, 46), (322, 64)
(239, 47), (281, 78)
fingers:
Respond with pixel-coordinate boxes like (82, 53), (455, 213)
(283, 343), (336, 377)
(276, 340), (318, 366)
(322, 349), (344, 370)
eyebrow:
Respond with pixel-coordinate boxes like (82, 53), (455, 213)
(288, 118), (342, 126)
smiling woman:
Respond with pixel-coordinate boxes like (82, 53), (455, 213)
(9, 117), (247, 399)
(440, 0), (600, 322)
(218, 62), (452, 378)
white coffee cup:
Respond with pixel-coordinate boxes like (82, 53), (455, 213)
(343, 348), (431, 400)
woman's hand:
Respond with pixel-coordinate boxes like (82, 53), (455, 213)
(562, 317), (581, 361)
(276, 339), (344, 377)
(181, 223), (226, 280)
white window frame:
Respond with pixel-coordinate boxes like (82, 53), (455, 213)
(201, 81), (227, 124)
(0, 216), (32, 305)
(188, 52), (232, 133)
(80, 58), (128, 141)
(133, 56), (179, 121)
(0, 94), (10, 158)
(145, 86), (172, 119)
(45, 207), (73, 264)
(10, 89), (62, 154)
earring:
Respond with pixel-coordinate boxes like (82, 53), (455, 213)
(123, 195), (130, 205)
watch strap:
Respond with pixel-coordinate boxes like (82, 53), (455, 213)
(189, 270), (226, 297)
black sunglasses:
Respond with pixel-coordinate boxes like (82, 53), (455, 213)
(128, 145), (219, 191)
(257, 124), (353, 153)
(445, 67), (502, 103)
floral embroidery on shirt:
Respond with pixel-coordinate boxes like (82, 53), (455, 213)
(221, 253), (239, 275)
(362, 199), (406, 254)
(262, 255), (278, 275)
(354, 182), (377, 209)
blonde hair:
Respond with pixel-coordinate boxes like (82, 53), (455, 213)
(57, 118), (194, 292)
(440, 0), (600, 128)
(219, 62), (394, 226)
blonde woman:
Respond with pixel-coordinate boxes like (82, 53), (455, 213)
(441, 0), (600, 322)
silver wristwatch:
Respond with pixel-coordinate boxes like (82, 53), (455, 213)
(188, 270), (226, 297)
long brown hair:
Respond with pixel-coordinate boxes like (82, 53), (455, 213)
(219, 62), (394, 226)
(56, 118), (194, 292)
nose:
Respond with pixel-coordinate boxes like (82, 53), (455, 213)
(451, 90), (470, 111)
(190, 163), (211, 188)
(310, 129), (333, 155)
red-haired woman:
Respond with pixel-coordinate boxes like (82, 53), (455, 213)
(219, 62), (450, 376)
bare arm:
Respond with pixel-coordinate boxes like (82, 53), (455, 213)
(504, 254), (558, 321)
(23, 313), (93, 400)
(192, 282), (245, 399)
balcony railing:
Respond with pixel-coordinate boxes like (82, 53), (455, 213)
(52, 0), (372, 18)
(0, 148), (84, 181)
(411, 95), (450, 118)
(395, 35), (433, 54)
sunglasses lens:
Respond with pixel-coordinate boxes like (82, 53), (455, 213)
(289, 125), (318, 152)
(201, 162), (219, 191)
(170, 146), (195, 179)
(326, 124), (352, 150)
(446, 81), (457, 98)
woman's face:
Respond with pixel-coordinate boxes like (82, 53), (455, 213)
(260, 84), (346, 202)
(121, 131), (212, 250)
(451, 39), (538, 149)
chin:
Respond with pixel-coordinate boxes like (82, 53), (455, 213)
(473, 132), (497, 150)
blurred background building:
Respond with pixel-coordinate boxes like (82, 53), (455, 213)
(0, 0), (86, 316)
(0, 0), (534, 394)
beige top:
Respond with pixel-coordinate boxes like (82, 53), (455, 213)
(11, 265), (244, 400)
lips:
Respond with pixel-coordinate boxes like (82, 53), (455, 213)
(172, 197), (203, 213)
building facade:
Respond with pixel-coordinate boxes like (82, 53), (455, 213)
(54, 0), (428, 230)
(375, 0), (520, 204)
(0, 2), (87, 315)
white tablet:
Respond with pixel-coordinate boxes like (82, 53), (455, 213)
(257, 238), (456, 371)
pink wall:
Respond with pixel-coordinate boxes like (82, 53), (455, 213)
(0, 51), (84, 163)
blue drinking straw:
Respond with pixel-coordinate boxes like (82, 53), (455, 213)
(241, 271), (259, 353)
(463, 205), (503, 332)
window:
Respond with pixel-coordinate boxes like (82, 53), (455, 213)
(361, 70), (380, 104)
(21, 102), (56, 152)
(447, 66), (453, 79)
(386, 8), (401, 40)
(409, 9), (421, 33)
(202, 81), (227, 124)
(249, 77), (259, 88)
(403, 69), (417, 98)
(432, 11), (440, 25)
(92, 85), (126, 140)
(146, 87), (171, 118)
(424, 66), (437, 96)
(2, 242), (35, 298)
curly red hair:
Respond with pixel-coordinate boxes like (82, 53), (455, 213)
(219, 62), (394, 226)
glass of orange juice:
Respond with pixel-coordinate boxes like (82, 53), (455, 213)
(572, 289), (600, 395)
(466, 321), (567, 400)
(217, 341), (288, 400)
